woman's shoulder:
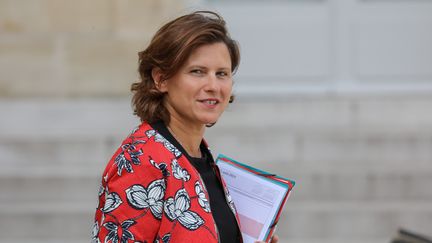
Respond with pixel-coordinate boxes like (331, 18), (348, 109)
(101, 122), (181, 183)
(100, 123), (162, 181)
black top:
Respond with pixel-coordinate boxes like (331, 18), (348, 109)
(150, 121), (241, 243)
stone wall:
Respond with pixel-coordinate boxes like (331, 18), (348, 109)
(0, 0), (189, 97)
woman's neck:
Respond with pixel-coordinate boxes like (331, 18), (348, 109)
(167, 117), (205, 158)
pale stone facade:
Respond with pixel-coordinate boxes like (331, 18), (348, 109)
(0, 0), (188, 97)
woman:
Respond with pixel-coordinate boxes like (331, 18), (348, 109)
(93, 11), (279, 243)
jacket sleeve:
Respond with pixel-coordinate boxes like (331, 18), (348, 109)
(93, 145), (166, 242)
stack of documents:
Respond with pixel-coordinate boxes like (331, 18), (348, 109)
(216, 154), (295, 243)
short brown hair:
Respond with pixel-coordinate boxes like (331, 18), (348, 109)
(131, 11), (240, 124)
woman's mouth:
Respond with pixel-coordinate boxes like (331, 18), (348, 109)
(198, 99), (220, 107)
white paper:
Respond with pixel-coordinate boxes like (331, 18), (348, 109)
(217, 160), (288, 243)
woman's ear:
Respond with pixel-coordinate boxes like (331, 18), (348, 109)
(152, 68), (168, 92)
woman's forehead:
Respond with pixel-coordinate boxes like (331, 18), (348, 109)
(184, 43), (232, 69)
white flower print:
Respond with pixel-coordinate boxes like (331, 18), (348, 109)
(145, 130), (182, 158)
(225, 189), (237, 215)
(126, 179), (166, 219)
(171, 159), (190, 182)
(98, 183), (104, 197)
(194, 181), (210, 213)
(91, 221), (101, 243)
(149, 157), (170, 177)
(102, 192), (122, 213)
(129, 126), (139, 136)
(103, 219), (136, 243)
(103, 221), (118, 243)
(114, 142), (145, 176)
(164, 188), (204, 230)
(145, 129), (156, 138)
(154, 233), (171, 243)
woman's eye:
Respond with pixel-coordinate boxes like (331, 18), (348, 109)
(217, 71), (228, 77)
(191, 69), (203, 75)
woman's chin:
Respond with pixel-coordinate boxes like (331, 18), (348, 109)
(193, 112), (224, 127)
(200, 117), (219, 126)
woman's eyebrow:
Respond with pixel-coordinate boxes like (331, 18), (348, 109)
(187, 65), (207, 69)
(186, 64), (231, 72)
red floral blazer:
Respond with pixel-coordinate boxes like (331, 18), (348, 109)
(93, 122), (241, 243)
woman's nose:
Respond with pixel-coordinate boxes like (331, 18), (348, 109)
(204, 73), (219, 91)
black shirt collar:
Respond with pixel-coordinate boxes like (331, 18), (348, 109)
(149, 120), (211, 163)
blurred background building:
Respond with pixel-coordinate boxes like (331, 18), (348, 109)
(1, 0), (432, 242)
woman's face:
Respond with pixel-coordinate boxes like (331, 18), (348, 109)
(158, 42), (233, 127)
